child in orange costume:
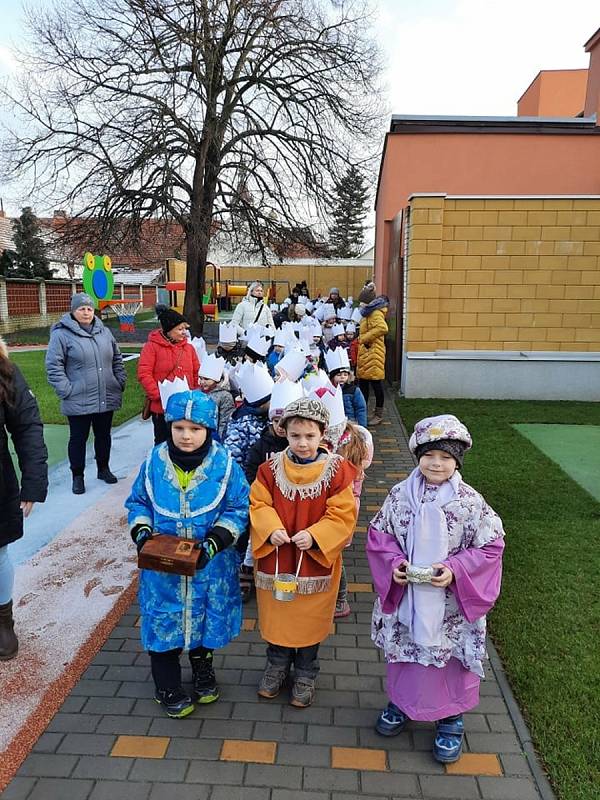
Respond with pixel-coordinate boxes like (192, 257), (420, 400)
(250, 397), (357, 708)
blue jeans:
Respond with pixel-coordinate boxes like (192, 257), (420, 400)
(0, 546), (15, 605)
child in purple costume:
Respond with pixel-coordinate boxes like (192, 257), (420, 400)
(366, 414), (505, 763)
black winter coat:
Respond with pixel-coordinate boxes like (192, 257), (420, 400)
(0, 363), (48, 546)
(243, 426), (288, 485)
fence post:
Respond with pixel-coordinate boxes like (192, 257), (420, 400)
(0, 278), (7, 323)
(39, 280), (48, 319)
(71, 280), (77, 296)
(138, 283), (143, 301)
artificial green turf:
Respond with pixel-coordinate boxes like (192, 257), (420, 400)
(398, 397), (600, 800)
(11, 348), (145, 427)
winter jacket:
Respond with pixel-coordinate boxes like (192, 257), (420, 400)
(203, 377), (235, 440)
(266, 347), (284, 377)
(349, 337), (359, 369)
(0, 341), (48, 546)
(243, 425), (287, 485)
(342, 383), (368, 427)
(125, 440), (249, 651)
(357, 306), (388, 382)
(138, 329), (199, 415)
(45, 313), (126, 417)
(216, 342), (244, 366)
(222, 403), (269, 468)
(231, 288), (275, 335)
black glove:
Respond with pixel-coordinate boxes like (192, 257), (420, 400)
(131, 524), (153, 554)
(197, 526), (234, 570)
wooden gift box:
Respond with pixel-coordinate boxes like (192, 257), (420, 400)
(138, 534), (200, 576)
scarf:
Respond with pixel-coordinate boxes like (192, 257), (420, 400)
(167, 431), (212, 472)
(397, 466), (459, 647)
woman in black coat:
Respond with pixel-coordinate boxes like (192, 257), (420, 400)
(0, 337), (48, 659)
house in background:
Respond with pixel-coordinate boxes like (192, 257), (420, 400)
(375, 26), (600, 400)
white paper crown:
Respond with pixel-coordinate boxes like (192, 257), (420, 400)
(273, 329), (289, 347)
(305, 300), (314, 312)
(308, 384), (346, 428)
(324, 347), (350, 373)
(275, 349), (307, 382)
(219, 321), (238, 344)
(269, 378), (304, 418)
(158, 376), (190, 412)
(297, 295), (308, 305)
(237, 362), (274, 403)
(301, 368), (330, 393)
(299, 326), (315, 344)
(270, 303), (279, 311)
(189, 336), (207, 362)
(246, 330), (271, 357)
(345, 322), (356, 334)
(322, 303), (336, 320)
(351, 307), (363, 324)
(338, 306), (352, 321)
(331, 323), (345, 337)
(198, 353), (225, 382)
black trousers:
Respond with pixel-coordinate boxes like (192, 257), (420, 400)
(267, 642), (320, 679)
(149, 646), (212, 691)
(67, 411), (114, 475)
(358, 379), (384, 408)
(151, 413), (169, 445)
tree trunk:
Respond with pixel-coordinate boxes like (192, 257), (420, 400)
(184, 226), (207, 336)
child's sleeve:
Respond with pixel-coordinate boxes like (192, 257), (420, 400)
(306, 480), (357, 568)
(125, 460), (154, 532)
(218, 393), (235, 440)
(212, 458), (249, 544)
(354, 387), (368, 427)
(366, 490), (408, 614)
(249, 465), (285, 559)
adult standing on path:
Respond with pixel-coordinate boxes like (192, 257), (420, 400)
(46, 293), (126, 494)
(357, 294), (389, 427)
(0, 336), (48, 659)
(231, 281), (275, 335)
(137, 305), (199, 445)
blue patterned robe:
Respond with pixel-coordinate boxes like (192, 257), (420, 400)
(125, 441), (249, 652)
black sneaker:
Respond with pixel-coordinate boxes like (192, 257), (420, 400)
(154, 687), (195, 718)
(97, 467), (118, 484)
(191, 653), (220, 704)
(72, 475), (85, 494)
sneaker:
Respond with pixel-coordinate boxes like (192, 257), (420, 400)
(97, 467), (118, 484)
(290, 677), (315, 708)
(433, 714), (464, 763)
(257, 664), (288, 699)
(334, 599), (351, 619)
(375, 702), (408, 736)
(154, 687), (195, 718)
(191, 653), (220, 704)
(72, 475), (85, 494)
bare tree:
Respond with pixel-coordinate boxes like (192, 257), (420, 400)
(1, 0), (383, 331)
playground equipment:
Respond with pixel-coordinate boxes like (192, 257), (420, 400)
(99, 298), (143, 332)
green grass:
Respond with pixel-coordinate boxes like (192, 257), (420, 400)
(12, 348), (144, 427)
(398, 397), (600, 800)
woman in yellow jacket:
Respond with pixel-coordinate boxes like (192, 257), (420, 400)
(356, 295), (389, 426)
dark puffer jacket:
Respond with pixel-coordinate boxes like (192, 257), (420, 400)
(0, 340), (48, 546)
(243, 425), (287, 485)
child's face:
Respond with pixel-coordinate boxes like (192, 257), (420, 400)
(345, 333), (354, 341)
(336, 334), (345, 342)
(274, 345), (284, 353)
(324, 318), (335, 326)
(171, 419), (208, 452)
(313, 336), (321, 345)
(271, 416), (287, 438)
(198, 376), (217, 392)
(418, 450), (456, 484)
(286, 418), (323, 461)
(332, 370), (349, 386)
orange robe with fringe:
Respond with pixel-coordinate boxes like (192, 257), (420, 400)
(250, 450), (357, 647)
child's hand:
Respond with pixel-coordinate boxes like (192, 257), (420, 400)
(392, 560), (408, 585)
(431, 563), (454, 588)
(291, 530), (314, 550)
(270, 529), (291, 546)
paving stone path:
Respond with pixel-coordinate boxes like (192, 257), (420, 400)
(2, 389), (552, 800)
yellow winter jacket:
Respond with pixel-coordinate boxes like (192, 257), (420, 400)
(357, 309), (388, 381)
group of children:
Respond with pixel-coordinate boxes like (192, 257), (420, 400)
(125, 303), (506, 765)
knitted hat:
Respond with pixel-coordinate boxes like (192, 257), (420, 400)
(329, 287), (340, 295)
(155, 304), (188, 333)
(409, 414), (472, 468)
(164, 390), (218, 430)
(358, 283), (376, 304)
(71, 292), (95, 312)
(280, 397), (330, 430)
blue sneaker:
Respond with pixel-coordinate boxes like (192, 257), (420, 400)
(375, 702), (408, 736)
(433, 714), (464, 763)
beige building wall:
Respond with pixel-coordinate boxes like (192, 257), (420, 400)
(406, 195), (600, 353)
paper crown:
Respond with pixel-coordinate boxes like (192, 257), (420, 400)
(219, 321), (238, 344)
(331, 323), (345, 337)
(198, 353), (225, 382)
(309, 384), (346, 428)
(308, 320), (322, 336)
(275, 349), (307, 382)
(158, 376), (190, 412)
(301, 368), (330, 393)
(345, 322), (356, 334)
(299, 326), (315, 343)
(237, 362), (274, 403)
(297, 295), (308, 305)
(305, 300), (314, 312)
(337, 306), (352, 321)
(270, 303), (279, 311)
(273, 329), (290, 347)
(246, 330), (271, 357)
(269, 378), (304, 419)
(351, 307), (363, 324)
(321, 303), (336, 320)
(324, 347), (350, 373)
(189, 336), (207, 362)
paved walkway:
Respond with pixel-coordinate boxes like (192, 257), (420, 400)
(1, 391), (552, 800)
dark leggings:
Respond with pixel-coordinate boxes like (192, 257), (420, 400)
(359, 379), (384, 407)
(149, 646), (213, 691)
(67, 411), (114, 475)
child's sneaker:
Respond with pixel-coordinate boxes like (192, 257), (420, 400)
(334, 599), (351, 618)
(191, 652), (220, 704)
(154, 688), (195, 718)
(375, 702), (408, 736)
(289, 677), (315, 708)
(257, 664), (288, 698)
(433, 714), (464, 763)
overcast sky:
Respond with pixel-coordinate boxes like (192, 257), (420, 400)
(0, 0), (598, 215)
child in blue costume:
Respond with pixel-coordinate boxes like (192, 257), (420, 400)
(125, 390), (249, 718)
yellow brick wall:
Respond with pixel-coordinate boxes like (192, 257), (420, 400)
(406, 196), (600, 352)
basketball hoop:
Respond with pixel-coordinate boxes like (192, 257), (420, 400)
(99, 298), (143, 332)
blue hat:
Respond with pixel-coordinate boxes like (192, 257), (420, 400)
(164, 390), (218, 430)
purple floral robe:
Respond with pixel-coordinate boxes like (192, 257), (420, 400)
(367, 474), (505, 720)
